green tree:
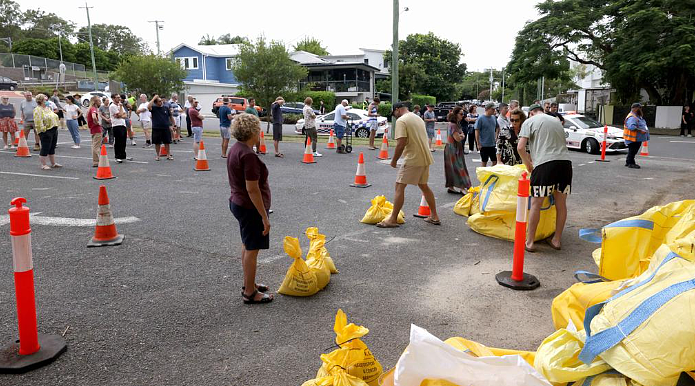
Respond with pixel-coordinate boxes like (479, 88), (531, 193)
(198, 34), (217, 45)
(21, 9), (75, 39)
(232, 36), (308, 116)
(508, 0), (695, 105)
(76, 24), (145, 55)
(112, 54), (186, 96)
(293, 37), (329, 56)
(386, 32), (466, 101)
(0, 0), (22, 52)
(217, 34), (248, 44)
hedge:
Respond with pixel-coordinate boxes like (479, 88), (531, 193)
(296, 91), (335, 108)
(411, 94), (436, 108)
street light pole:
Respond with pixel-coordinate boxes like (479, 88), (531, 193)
(80, 2), (99, 91)
(489, 68), (493, 102)
(390, 0), (399, 139)
(149, 21), (164, 55)
(501, 70), (505, 103)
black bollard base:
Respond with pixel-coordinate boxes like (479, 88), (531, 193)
(0, 334), (67, 374)
(595, 159), (610, 162)
(496, 271), (541, 291)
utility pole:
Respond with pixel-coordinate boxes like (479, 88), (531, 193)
(390, 0), (399, 139)
(80, 2), (99, 91)
(489, 68), (493, 102)
(501, 70), (505, 103)
(541, 76), (545, 101)
(0, 37), (11, 51)
(149, 20), (164, 55)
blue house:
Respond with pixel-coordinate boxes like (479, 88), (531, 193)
(169, 43), (241, 114)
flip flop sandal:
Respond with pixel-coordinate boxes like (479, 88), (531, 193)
(51, 163), (63, 168)
(376, 221), (400, 228)
(274, 153), (284, 158)
(167, 155), (174, 160)
(423, 217), (441, 225)
(447, 189), (459, 194)
(242, 289), (273, 304)
(242, 283), (269, 293)
(155, 156), (160, 161)
(545, 238), (562, 250)
(525, 245), (537, 253)
(40, 165), (51, 170)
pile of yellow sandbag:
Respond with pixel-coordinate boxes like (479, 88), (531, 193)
(361, 195), (405, 224)
(453, 164), (556, 242)
(278, 228), (339, 296)
(303, 310), (383, 386)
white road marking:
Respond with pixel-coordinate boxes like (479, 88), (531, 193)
(0, 214), (140, 227)
(441, 201), (458, 208)
(588, 161), (595, 164)
(31, 187), (51, 190)
(644, 177), (654, 180)
(472, 159), (481, 162)
(0, 171), (78, 180)
(578, 164), (586, 167)
(669, 140), (695, 144)
(258, 254), (285, 264)
(338, 199), (347, 204)
(0, 150), (149, 164)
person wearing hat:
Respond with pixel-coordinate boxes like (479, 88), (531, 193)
(377, 102), (439, 228)
(474, 102), (500, 167)
(517, 103), (572, 252)
(623, 102), (649, 169)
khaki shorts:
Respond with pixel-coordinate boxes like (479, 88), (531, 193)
(396, 164), (430, 185)
(23, 122), (35, 132)
(140, 120), (152, 130)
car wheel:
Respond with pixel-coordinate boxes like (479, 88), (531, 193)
(9, 85), (15, 91)
(583, 138), (600, 154)
(82, 100), (90, 108)
(355, 128), (369, 138)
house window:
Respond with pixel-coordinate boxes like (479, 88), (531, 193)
(364, 58), (369, 64)
(175, 56), (199, 70)
(226, 58), (235, 71)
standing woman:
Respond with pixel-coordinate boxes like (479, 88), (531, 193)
(99, 96), (112, 146)
(465, 104), (478, 153)
(302, 97), (321, 157)
(33, 94), (62, 170)
(64, 96), (81, 149)
(681, 105), (693, 137)
(623, 102), (649, 169)
(496, 108), (526, 166)
(227, 113), (273, 304)
(0, 95), (18, 149)
(444, 106), (472, 194)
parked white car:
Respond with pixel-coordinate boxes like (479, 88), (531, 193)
(295, 108), (389, 138)
(80, 91), (109, 107)
(562, 114), (627, 154)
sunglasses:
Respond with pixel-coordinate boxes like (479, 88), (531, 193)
(510, 118), (520, 122)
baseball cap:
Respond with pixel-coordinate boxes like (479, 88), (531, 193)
(392, 102), (407, 112)
(485, 102), (496, 109)
(631, 102), (642, 109)
(529, 104), (543, 112)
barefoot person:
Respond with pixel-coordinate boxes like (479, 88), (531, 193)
(227, 113), (273, 304)
(377, 103), (439, 228)
(517, 104), (572, 252)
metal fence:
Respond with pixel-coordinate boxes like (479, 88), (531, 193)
(0, 53), (108, 81)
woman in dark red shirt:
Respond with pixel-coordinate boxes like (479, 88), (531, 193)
(227, 113), (273, 304)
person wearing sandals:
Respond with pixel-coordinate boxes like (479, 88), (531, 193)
(33, 94), (62, 170)
(0, 95), (18, 150)
(444, 106), (471, 195)
(227, 113), (273, 304)
(377, 103), (440, 228)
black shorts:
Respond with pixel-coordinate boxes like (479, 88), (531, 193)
(530, 160), (573, 197)
(56, 110), (64, 119)
(480, 147), (496, 163)
(152, 127), (172, 145)
(230, 201), (269, 250)
(272, 123), (282, 141)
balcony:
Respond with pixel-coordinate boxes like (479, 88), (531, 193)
(299, 80), (370, 93)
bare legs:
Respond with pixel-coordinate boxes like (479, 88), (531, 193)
(526, 192), (568, 250)
(241, 246), (271, 301)
(221, 138), (229, 158)
(383, 182), (439, 225)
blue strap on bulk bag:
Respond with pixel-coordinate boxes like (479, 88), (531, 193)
(479, 175), (499, 212)
(604, 219), (654, 230)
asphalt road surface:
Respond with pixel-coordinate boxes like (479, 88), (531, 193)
(0, 126), (694, 385)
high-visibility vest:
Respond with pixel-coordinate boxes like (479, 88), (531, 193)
(623, 112), (638, 142)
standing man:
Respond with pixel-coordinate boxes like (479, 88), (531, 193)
(543, 102), (551, 113)
(99, 96), (112, 147)
(217, 97), (233, 158)
(423, 104), (437, 152)
(550, 102), (559, 113)
(169, 93), (183, 144)
(475, 102), (500, 167)
(20, 91), (40, 151)
(623, 102), (649, 169)
(319, 100), (326, 115)
(367, 97), (381, 150)
(517, 104), (572, 252)
(245, 98), (259, 116)
(148, 95), (175, 161)
(109, 94), (131, 163)
(507, 100), (519, 118)
(496, 103), (510, 165)
(87, 96), (103, 167)
(184, 95), (194, 138)
(377, 103), (439, 228)
(271, 97), (284, 157)
(50, 89), (65, 129)
(120, 93), (136, 146)
(136, 94), (153, 147)
(303, 97), (321, 157)
(334, 99), (349, 154)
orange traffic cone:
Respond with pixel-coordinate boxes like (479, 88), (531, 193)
(258, 132), (267, 154)
(94, 145), (115, 180)
(302, 137), (316, 164)
(159, 144), (168, 156)
(194, 140), (211, 171)
(326, 129), (336, 149)
(13, 128), (20, 146)
(14, 135), (31, 157)
(413, 194), (431, 218)
(435, 129), (443, 146)
(350, 152), (371, 188)
(88, 185), (124, 247)
(377, 132), (390, 160)
(640, 141), (649, 156)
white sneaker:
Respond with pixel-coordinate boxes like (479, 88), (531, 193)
(131, 140), (137, 146)
(689, 134), (693, 138)
(2, 145), (7, 150)
(71, 145), (80, 149)
(313, 152), (322, 157)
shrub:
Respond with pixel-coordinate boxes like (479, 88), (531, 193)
(378, 102), (392, 118)
(297, 91), (335, 108)
(411, 94), (436, 108)
(283, 113), (302, 124)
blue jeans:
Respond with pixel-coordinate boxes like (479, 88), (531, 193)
(66, 119), (80, 145)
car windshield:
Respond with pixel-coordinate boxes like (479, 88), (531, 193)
(323, 113), (335, 120)
(231, 98), (244, 104)
(571, 116), (603, 129)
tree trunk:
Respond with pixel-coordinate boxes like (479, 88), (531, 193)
(642, 83), (662, 105)
(669, 71), (688, 106)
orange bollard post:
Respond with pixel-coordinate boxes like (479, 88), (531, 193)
(435, 129), (443, 146)
(258, 132), (267, 154)
(596, 125), (610, 162)
(495, 172), (540, 290)
(0, 198), (66, 373)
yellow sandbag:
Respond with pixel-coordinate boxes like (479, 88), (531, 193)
(361, 196), (405, 224)
(444, 337), (536, 366)
(573, 373), (635, 386)
(277, 236), (319, 296)
(467, 198), (555, 242)
(419, 380), (460, 386)
(534, 329), (611, 384)
(592, 200), (695, 281)
(306, 248), (331, 290)
(453, 186), (480, 217)
(581, 245), (695, 386)
(306, 227), (338, 274)
(551, 280), (625, 331)
(475, 164), (527, 213)
(318, 310), (383, 386)
(303, 358), (369, 386)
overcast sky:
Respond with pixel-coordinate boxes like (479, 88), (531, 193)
(21, 0), (542, 72)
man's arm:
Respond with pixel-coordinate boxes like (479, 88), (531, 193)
(517, 137), (533, 173)
(390, 137), (407, 168)
(475, 130), (481, 150)
(148, 95), (158, 110)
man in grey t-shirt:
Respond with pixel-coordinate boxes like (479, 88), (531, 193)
(19, 92), (40, 151)
(423, 104), (436, 151)
(518, 104), (572, 252)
